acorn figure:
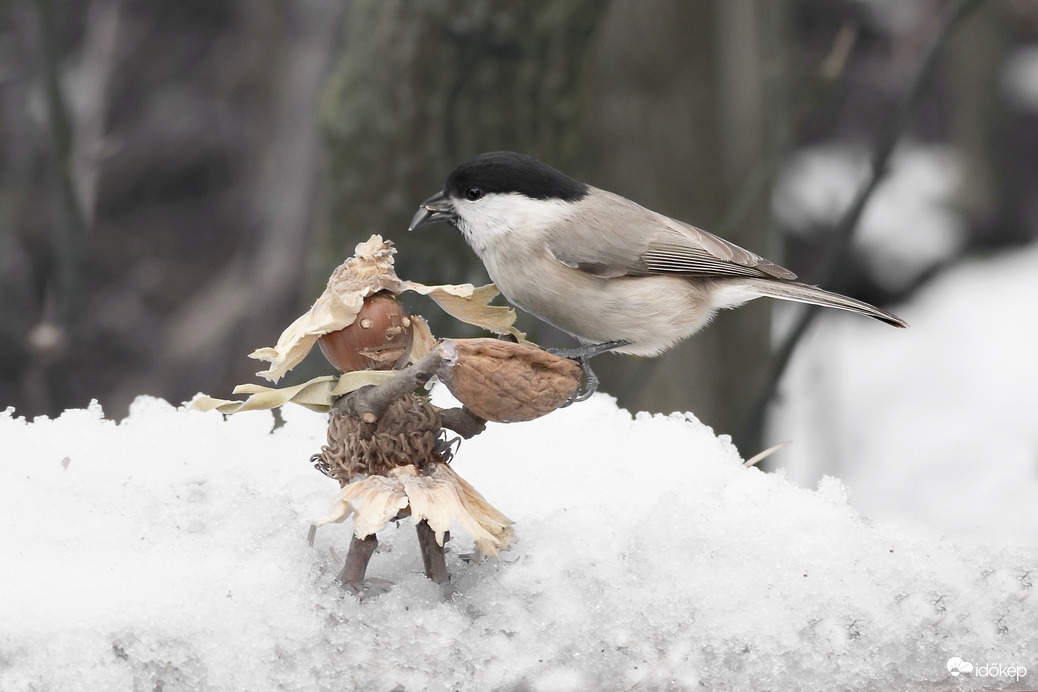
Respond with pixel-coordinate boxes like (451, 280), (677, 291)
(194, 235), (584, 593)
(309, 291), (514, 591)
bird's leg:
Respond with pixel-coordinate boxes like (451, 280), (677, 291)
(547, 340), (629, 404)
(546, 339), (629, 361)
(416, 520), (450, 584)
(337, 533), (378, 590)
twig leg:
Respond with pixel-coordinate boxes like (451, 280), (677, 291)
(415, 520), (449, 584)
(337, 533), (378, 588)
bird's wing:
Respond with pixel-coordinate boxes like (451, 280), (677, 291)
(547, 189), (796, 281)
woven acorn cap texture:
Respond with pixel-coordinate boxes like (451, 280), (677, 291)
(438, 338), (583, 423)
(312, 392), (449, 487)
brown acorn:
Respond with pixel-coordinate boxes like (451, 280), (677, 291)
(437, 338), (583, 423)
(318, 292), (414, 372)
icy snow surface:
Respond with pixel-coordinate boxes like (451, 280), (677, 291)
(2, 391), (1036, 690)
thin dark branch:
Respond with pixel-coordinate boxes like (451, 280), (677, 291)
(740, 0), (987, 443)
(415, 520), (449, 584)
(336, 533), (378, 589)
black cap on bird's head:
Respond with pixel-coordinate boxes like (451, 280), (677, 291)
(444, 152), (589, 203)
(408, 151), (589, 231)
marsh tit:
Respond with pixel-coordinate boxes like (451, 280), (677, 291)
(409, 151), (906, 359)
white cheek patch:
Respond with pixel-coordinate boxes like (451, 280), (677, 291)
(455, 193), (576, 250)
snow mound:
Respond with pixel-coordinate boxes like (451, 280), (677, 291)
(774, 242), (1038, 545)
(1, 395), (1034, 690)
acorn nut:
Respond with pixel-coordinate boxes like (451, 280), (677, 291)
(318, 292), (414, 372)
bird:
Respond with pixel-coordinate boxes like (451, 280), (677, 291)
(409, 151), (905, 365)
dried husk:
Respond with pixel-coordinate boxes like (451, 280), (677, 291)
(189, 371), (397, 414)
(311, 464), (514, 557)
(248, 235), (523, 383)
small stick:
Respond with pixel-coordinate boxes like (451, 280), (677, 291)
(743, 441), (792, 468)
(438, 406), (486, 439)
(415, 520), (449, 584)
(336, 533), (378, 588)
(337, 349), (445, 422)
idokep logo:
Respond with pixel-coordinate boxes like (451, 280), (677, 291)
(947, 657), (1028, 682)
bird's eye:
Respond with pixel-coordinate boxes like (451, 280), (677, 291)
(465, 187), (484, 201)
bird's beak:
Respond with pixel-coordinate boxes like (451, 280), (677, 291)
(408, 191), (457, 231)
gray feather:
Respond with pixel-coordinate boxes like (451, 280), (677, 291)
(737, 278), (908, 328)
(548, 188), (797, 281)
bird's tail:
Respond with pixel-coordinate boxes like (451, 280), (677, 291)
(739, 278), (907, 328)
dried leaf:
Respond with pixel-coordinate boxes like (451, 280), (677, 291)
(249, 291), (363, 383)
(190, 371), (398, 414)
(329, 370), (398, 397)
(408, 315), (437, 362)
(401, 464), (514, 556)
(405, 281), (526, 342)
(247, 234), (525, 384)
(309, 464), (514, 556)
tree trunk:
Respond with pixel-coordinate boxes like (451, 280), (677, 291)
(312, 1), (609, 333)
(585, 0), (792, 456)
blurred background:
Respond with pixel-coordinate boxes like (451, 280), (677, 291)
(3, 0), (1037, 535)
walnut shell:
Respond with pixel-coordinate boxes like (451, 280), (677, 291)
(437, 339), (582, 423)
(318, 292), (414, 372)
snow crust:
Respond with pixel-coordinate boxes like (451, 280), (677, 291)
(2, 393), (1035, 690)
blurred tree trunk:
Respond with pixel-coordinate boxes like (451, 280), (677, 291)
(316, 1), (792, 454)
(585, 0), (792, 456)
(311, 1), (609, 332)
(125, 0), (348, 406)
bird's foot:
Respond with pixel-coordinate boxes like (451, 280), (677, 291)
(547, 340), (629, 405)
(566, 359), (599, 404)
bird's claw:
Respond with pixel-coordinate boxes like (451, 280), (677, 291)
(564, 359), (599, 405)
(548, 340), (629, 406)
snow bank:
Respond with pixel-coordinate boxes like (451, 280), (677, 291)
(774, 242), (1038, 545)
(1, 395), (1035, 691)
